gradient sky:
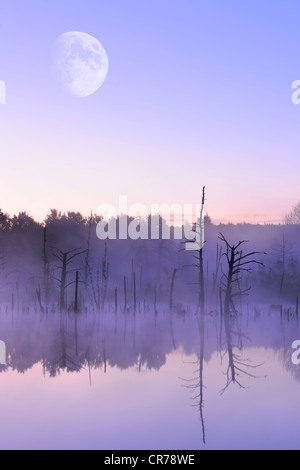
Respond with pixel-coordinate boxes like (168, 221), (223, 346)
(1, 0), (300, 223)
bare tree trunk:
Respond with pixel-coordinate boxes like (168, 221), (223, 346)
(60, 253), (67, 310)
(101, 244), (109, 309)
(139, 265), (143, 298)
(84, 214), (92, 288)
(51, 247), (86, 312)
(169, 268), (177, 311)
(133, 272), (137, 314)
(124, 276), (127, 312)
(115, 288), (118, 313)
(74, 271), (79, 313)
(219, 234), (265, 391)
(97, 270), (100, 310)
(198, 187), (206, 316)
(154, 280), (158, 315)
(43, 226), (50, 305)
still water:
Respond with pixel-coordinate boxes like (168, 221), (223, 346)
(0, 305), (299, 450)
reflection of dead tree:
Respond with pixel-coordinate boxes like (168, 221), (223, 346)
(219, 234), (266, 393)
(180, 188), (207, 443)
(46, 316), (83, 377)
(123, 275), (128, 312)
(51, 247), (86, 310)
(36, 284), (44, 313)
(197, 187), (205, 316)
(220, 323), (265, 395)
(180, 312), (206, 445)
(169, 269), (177, 349)
(197, 312), (206, 445)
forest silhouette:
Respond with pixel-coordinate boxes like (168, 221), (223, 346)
(0, 208), (300, 308)
(1, 207), (300, 446)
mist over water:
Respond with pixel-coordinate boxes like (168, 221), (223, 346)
(1, 212), (300, 449)
(3, 0), (300, 452)
(0, 302), (299, 450)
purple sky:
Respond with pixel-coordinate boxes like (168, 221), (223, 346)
(1, 0), (300, 223)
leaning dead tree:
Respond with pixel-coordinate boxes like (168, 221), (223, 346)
(219, 234), (266, 393)
(51, 247), (86, 311)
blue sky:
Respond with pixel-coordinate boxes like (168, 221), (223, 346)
(0, 0), (300, 223)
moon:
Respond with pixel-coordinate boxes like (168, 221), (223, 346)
(53, 31), (109, 97)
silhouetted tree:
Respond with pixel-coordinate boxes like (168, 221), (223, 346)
(52, 247), (86, 310)
(219, 234), (266, 392)
(0, 210), (10, 232)
(11, 212), (40, 232)
(271, 233), (292, 295)
(285, 202), (300, 224)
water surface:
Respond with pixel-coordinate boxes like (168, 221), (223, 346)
(0, 305), (299, 450)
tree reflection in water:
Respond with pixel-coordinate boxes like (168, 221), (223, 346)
(0, 300), (298, 446)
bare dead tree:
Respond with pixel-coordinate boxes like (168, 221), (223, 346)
(179, 188), (207, 443)
(219, 233), (266, 309)
(123, 275), (128, 312)
(212, 244), (222, 295)
(198, 187), (205, 315)
(43, 226), (50, 305)
(169, 268), (177, 311)
(84, 212), (93, 289)
(272, 232), (292, 296)
(182, 187), (206, 313)
(115, 287), (118, 313)
(186, 186), (206, 315)
(133, 271), (137, 314)
(101, 244), (109, 309)
(74, 271), (79, 313)
(285, 201), (300, 224)
(51, 247), (86, 311)
(219, 234), (266, 393)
